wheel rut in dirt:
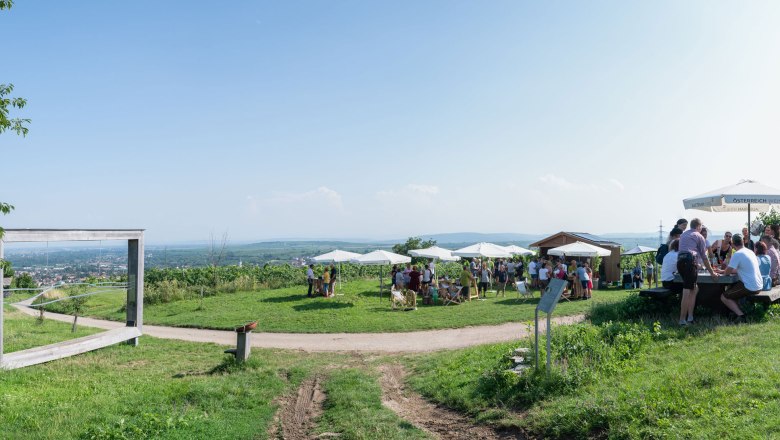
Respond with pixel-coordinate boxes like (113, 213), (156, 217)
(378, 364), (525, 440)
(271, 375), (332, 439)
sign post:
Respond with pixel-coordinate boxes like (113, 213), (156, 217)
(534, 278), (566, 375)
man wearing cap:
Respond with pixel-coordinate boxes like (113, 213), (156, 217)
(721, 234), (762, 323)
(677, 218), (719, 326)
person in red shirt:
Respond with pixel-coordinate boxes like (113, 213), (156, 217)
(408, 266), (421, 292)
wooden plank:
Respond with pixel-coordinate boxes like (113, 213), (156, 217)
(0, 327), (142, 370)
(639, 287), (672, 299)
(1, 239), (4, 363)
(673, 273), (738, 284)
(748, 286), (780, 304)
(2, 229), (144, 243)
(126, 239), (144, 345)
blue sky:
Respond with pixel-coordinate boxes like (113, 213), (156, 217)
(2, 1), (780, 243)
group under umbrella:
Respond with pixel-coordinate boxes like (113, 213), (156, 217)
(351, 250), (411, 299)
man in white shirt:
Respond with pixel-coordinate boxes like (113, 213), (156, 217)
(306, 264), (315, 297)
(721, 234), (762, 322)
(528, 258), (538, 288)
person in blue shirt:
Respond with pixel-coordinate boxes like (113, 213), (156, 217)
(632, 262), (643, 289)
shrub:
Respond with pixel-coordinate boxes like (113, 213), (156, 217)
(475, 321), (653, 408)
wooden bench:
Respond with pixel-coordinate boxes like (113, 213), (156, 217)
(1, 326), (142, 370)
(639, 287), (673, 299)
(747, 286), (780, 304)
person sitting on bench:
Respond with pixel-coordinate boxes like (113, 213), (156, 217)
(721, 234), (762, 323)
(660, 238), (681, 295)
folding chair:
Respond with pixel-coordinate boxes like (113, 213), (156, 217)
(515, 280), (532, 302)
(442, 286), (463, 306)
(390, 288), (405, 310)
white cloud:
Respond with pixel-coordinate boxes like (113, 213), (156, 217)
(376, 184), (440, 206)
(538, 174), (601, 191)
(539, 174), (577, 190)
(263, 186), (343, 209)
(608, 178), (625, 191)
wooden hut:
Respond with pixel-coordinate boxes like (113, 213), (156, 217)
(529, 232), (622, 283)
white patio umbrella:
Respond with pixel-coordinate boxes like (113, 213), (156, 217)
(547, 241), (612, 257)
(683, 179), (780, 230)
(621, 246), (657, 256)
(312, 250), (362, 292)
(621, 245), (658, 287)
(409, 246), (460, 286)
(452, 242), (512, 258)
(408, 246), (460, 261)
(502, 245), (535, 256)
(351, 250), (411, 299)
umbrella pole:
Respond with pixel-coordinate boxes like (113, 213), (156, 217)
(748, 203), (751, 239)
(380, 266), (383, 301)
(339, 262), (342, 293)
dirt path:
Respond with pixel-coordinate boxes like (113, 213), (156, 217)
(12, 303), (584, 352)
(269, 376), (329, 440)
(378, 364), (525, 439)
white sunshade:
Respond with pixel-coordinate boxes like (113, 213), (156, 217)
(408, 246), (461, 261)
(621, 245), (657, 256)
(502, 245), (535, 256)
(548, 241), (612, 257)
(312, 249), (362, 263)
(351, 250), (411, 266)
(683, 179), (780, 213)
(452, 242), (512, 258)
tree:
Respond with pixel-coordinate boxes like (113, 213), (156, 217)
(0, 83), (28, 136)
(11, 272), (35, 289)
(392, 236), (437, 265)
(1, 2), (27, 240)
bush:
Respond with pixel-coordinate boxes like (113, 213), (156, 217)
(475, 321), (653, 408)
(588, 292), (676, 325)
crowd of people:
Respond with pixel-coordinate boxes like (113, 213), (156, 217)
(383, 254), (598, 305)
(306, 263), (338, 297)
(389, 258), (526, 303)
(656, 217), (780, 325)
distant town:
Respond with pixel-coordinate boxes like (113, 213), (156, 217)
(2, 233), (663, 286)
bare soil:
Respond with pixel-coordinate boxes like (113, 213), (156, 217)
(378, 364), (526, 440)
(270, 376), (330, 440)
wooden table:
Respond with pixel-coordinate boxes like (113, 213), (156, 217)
(671, 272), (739, 311)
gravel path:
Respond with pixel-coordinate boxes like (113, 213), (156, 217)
(13, 304), (585, 353)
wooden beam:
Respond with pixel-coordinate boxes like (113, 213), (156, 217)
(126, 238), (144, 345)
(0, 327), (142, 370)
(2, 229), (144, 243)
(1, 239), (4, 364)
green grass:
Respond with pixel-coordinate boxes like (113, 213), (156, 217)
(407, 301), (780, 439)
(0, 311), (442, 439)
(44, 279), (631, 333)
(3, 306), (101, 352)
(0, 310), (347, 439)
(318, 368), (429, 439)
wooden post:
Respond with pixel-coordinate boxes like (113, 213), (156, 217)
(236, 331), (251, 362)
(126, 237), (144, 346)
(1, 238), (4, 364)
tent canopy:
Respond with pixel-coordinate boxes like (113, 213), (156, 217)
(351, 250), (411, 266)
(683, 180), (780, 213)
(621, 245), (657, 256)
(312, 249), (362, 263)
(408, 246), (460, 261)
(502, 245), (534, 256)
(452, 242), (511, 258)
(547, 241), (612, 257)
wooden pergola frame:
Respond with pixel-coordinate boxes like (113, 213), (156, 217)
(0, 229), (144, 369)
